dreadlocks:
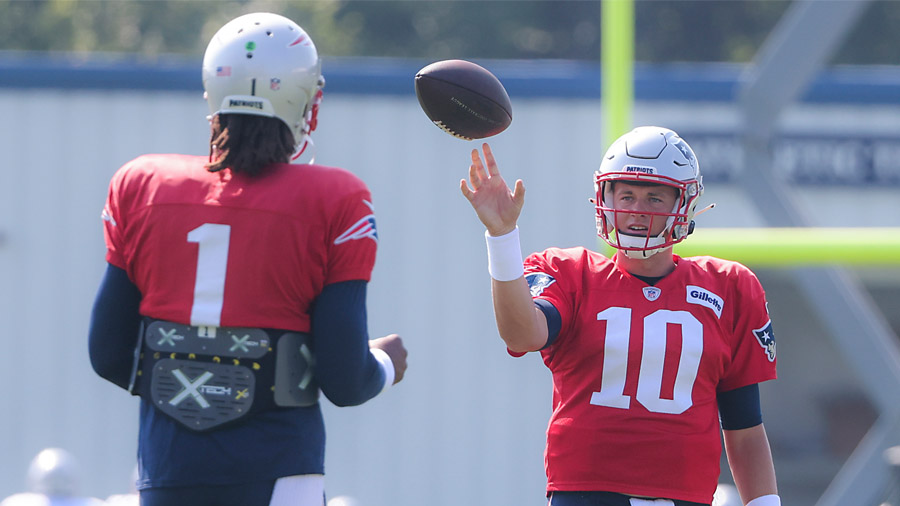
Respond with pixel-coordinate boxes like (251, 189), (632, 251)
(205, 114), (295, 176)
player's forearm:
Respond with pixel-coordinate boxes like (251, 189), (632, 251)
(313, 280), (385, 407)
(88, 263), (142, 390)
(723, 423), (778, 503)
(491, 277), (548, 353)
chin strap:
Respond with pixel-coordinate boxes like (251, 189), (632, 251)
(291, 136), (316, 164)
(621, 244), (666, 259)
(291, 88), (324, 164)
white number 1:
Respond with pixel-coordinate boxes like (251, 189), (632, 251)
(187, 224), (231, 327)
(590, 307), (703, 415)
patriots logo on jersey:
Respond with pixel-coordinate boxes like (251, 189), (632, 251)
(101, 206), (117, 227)
(753, 320), (776, 362)
(526, 272), (556, 297)
(335, 215), (377, 244)
(334, 200), (377, 244)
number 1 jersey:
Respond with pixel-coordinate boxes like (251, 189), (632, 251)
(524, 247), (777, 504)
(102, 154), (378, 332)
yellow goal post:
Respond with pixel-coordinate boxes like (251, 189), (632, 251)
(598, 228), (900, 266)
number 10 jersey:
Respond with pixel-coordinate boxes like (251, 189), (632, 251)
(523, 247), (777, 504)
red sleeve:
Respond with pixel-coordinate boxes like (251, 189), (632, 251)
(513, 248), (579, 357)
(718, 265), (778, 391)
(524, 248), (578, 338)
(324, 190), (378, 285)
(102, 164), (130, 270)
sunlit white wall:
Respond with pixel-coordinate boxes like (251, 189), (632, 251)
(1, 84), (899, 505)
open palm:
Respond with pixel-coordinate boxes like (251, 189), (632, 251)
(459, 143), (525, 237)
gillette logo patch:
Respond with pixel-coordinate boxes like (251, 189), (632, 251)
(686, 285), (723, 318)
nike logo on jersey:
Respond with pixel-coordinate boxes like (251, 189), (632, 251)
(335, 200), (377, 244)
(686, 285), (723, 318)
(753, 320), (777, 362)
(526, 272), (556, 297)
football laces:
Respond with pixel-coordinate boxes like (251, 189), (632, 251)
(433, 120), (473, 141)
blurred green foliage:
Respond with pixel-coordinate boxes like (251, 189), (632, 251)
(0, 0), (896, 64)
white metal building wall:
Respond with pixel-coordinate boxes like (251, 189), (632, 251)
(0, 89), (212, 499)
(1, 87), (900, 505)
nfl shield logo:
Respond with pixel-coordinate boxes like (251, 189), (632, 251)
(642, 286), (661, 301)
(270, 78), (281, 91)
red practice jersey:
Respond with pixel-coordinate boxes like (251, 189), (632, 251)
(102, 154), (377, 332)
(523, 247), (777, 504)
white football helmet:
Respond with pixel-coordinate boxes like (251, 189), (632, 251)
(711, 484), (742, 506)
(26, 448), (80, 496)
(202, 12), (324, 159)
(595, 126), (703, 258)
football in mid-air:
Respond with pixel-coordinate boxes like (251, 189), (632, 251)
(414, 59), (512, 140)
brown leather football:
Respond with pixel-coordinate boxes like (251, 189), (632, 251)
(415, 59), (512, 140)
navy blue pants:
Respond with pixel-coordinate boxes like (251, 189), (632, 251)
(140, 480), (276, 506)
(549, 491), (709, 506)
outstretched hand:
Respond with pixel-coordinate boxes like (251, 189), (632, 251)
(459, 143), (525, 236)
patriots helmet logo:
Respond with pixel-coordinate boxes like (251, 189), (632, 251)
(673, 138), (697, 169)
(753, 320), (776, 362)
(526, 272), (556, 298)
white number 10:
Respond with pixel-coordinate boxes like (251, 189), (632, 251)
(187, 223), (231, 327)
(589, 307), (703, 415)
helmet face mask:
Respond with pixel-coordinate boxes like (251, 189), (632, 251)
(594, 127), (703, 259)
(202, 12), (323, 157)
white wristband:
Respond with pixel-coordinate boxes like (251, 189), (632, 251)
(485, 227), (525, 281)
(746, 495), (781, 506)
(370, 348), (395, 394)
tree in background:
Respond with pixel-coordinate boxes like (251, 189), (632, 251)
(0, 0), (897, 65)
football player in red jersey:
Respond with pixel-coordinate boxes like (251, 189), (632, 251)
(461, 127), (779, 506)
(88, 12), (407, 506)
